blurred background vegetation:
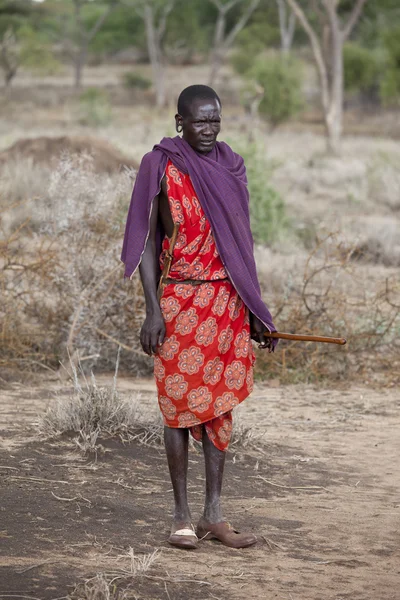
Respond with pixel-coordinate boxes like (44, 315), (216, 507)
(0, 0), (399, 384)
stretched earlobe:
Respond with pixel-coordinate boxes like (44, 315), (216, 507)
(176, 123), (183, 133)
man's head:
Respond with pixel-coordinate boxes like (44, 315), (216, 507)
(175, 85), (222, 154)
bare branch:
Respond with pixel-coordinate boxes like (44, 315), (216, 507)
(342, 0), (367, 40)
(223, 0), (260, 49)
(87, 1), (117, 43)
(286, 0), (329, 111)
(276, 0), (296, 52)
(157, 1), (175, 43)
(210, 0), (243, 15)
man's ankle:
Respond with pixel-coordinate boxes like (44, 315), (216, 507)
(174, 508), (192, 523)
(203, 502), (223, 524)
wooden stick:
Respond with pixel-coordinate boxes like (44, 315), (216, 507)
(264, 331), (347, 345)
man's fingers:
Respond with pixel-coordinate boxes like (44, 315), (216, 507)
(157, 327), (166, 348)
(151, 331), (159, 355)
(141, 330), (151, 356)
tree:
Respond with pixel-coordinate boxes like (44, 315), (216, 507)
(286, 0), (368, 153)
(0, 27), (17, 86)
(275, 0), (296, 54)
(208, 0), (260, 86)
(0, 25), (59, 88)
(122, 0), (175, 108)
(69, 0), (117, 89)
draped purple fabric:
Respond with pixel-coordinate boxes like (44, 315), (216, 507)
(120, 136), (277, 341)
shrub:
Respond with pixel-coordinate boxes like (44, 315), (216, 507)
(249, 55), (303, 127)
(343, 42), (379, 94)
(122, 71), (152, 90)
(18, 25), (61, 75)
(79, 87), (112, 127)
(232, 140), (288, 245)
(380, 25), (400, 106)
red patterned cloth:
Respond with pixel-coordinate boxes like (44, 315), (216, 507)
(156, 160), (255, 451)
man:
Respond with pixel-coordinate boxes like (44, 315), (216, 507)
(121, 85), (277, 550)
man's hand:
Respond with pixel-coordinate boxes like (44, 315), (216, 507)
(140, 310), (166, 356)
(250, 312), (274, 353)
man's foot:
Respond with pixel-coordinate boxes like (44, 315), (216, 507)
(196, 516), (257, 549)
(168, 521), (198, 550)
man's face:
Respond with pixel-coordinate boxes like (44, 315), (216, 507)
(178, 98), (221, 154)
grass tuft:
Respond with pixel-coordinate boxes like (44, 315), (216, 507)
(38, 348), (163, 453)
(68, 549), (160, 599)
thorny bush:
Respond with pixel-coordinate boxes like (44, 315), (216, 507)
(1, 156), (399, 386)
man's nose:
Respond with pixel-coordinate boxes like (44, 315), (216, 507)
(203, 123), (214, 136)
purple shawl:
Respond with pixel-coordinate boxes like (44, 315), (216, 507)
(121, 135), (277, 338)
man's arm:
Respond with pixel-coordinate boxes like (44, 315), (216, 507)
(138, 195), (165, 356)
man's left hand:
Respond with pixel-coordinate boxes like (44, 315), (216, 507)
(250, 313), (274, 353)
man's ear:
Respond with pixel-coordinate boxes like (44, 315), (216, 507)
(175, 113), (183, 132)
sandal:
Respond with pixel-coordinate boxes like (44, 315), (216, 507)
(196, 516), (257, 549)
(168, 522), (198, 550)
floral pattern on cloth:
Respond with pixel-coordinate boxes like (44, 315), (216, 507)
(156, 160), (255, 452)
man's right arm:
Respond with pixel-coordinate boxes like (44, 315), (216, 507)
(138, 195), (165, 356)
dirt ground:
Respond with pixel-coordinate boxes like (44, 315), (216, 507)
(0, 374), (399, 599)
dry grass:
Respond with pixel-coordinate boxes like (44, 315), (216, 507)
(38, 349), (163, 453)
(1, 129), (399, 386)
(256, 232), (400, 384)
(68, 549), (160, 600)
(0, 153), (148, 380)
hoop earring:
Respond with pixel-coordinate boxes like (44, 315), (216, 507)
(176, 123), (183, 133)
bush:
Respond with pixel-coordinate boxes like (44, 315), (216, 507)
(232, 140), (288, 245)
(380, 25), (400, 106)
(343, 42), (379, 94)
(122, 71), (152, 90)
(78, 87), (112, 126)
(18, 25), (60, 75)
(249, 55), (303, 127)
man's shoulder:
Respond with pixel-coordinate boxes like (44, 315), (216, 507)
(138, 147), (164, 174)
(217, 140), (245, 167)
(217, 142), (244, 162)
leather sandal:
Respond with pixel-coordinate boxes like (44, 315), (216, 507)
(168, 523), (198, 550)
(196, 516), (257, 549)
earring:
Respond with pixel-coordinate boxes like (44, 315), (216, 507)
(176, 123), (183, 133)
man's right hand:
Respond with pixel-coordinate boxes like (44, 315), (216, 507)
(140, 310), (166, 356)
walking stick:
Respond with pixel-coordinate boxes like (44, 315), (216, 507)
(264, 331), (347, 345)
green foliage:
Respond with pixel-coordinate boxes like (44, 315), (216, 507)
(380, 25), (400, 106)
(249, 56), (303, 127)
(18, 25), (60, 74)
(233, 140), (288, 245)
(122, 71), (152, 90)
(0, 0), (32, 34)
(88, 6), (145, 56)
(230, 24), (268, 75)
(343, 43), (379, 94)
(79, 87), (112, 127)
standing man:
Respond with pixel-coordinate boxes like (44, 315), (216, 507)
(121, 85), (277, 550)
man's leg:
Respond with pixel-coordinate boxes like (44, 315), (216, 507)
(198, 425), (257, 548)
(202, 425), (225, 523)
(164, 426), (191, 524)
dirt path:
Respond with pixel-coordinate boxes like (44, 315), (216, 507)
(1, 375), (399, 599)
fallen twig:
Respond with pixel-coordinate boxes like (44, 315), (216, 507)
(254, 475), (330, 492)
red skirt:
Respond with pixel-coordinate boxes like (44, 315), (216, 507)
(155, 279), (255, 451)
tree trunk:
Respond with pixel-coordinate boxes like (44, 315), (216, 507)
(208, 50), (224, 86)
(208, 7), (225, 86)
(208, 0), (260, 86)
(325, 31), (343, 154)
(74, 47), (87, 89)
(144, 4), (165, 108)
(276, 0), (296, 54)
